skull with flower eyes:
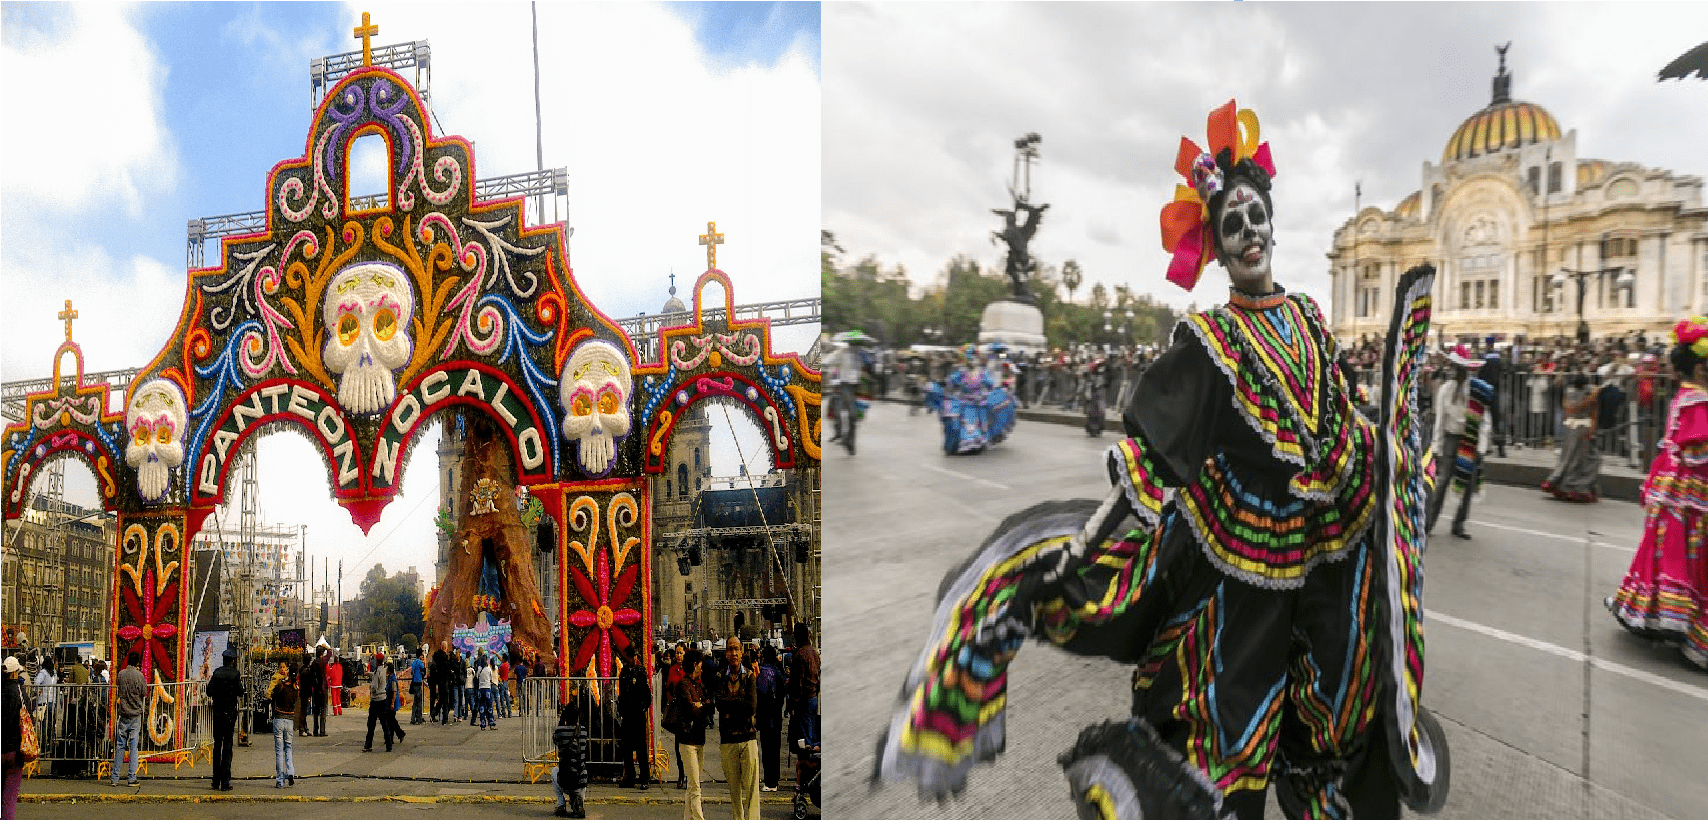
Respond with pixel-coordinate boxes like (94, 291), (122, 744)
(125, 379), (188, 503)
(560, 339), (632, 476)
(322, 263), (415, 415)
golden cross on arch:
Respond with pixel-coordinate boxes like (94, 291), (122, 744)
(354, 12), (379, 67)
(698, 221), (725, 271)
(58, 299), (78, 342)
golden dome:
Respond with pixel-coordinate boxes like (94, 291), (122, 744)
(1395, 191), (1422, 219)
(1442, 100), (1560, 164)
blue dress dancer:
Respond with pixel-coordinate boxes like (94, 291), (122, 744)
(937, 348), (1017, 455)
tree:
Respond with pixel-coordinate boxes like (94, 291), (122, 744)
(350, 564), (424, 648)
(1062, 259), (1082, 304)
(821, 236), (1182, 350)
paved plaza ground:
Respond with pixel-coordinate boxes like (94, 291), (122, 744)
(825, 402), (1707, 820)
(19, 689), (807, 818)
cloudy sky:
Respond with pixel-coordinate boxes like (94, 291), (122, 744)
(2, 2), (819, 594)
(824, 2), (1708, 322)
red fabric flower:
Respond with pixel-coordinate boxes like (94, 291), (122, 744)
(566, 547), (640, 676)
(116, 569), (179, 682)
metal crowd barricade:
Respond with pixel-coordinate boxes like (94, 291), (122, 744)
(28, 682), (109, 778)
(521, 676), (623, 783)
(24, 679), (208, 779)
(1350, 364), (1677, 474)
(520, 674), (799, 785)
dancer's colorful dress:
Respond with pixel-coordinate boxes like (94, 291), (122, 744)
(877, 99), (1449, 820)
(878, 278), (1448, 820)
(1607, 383), (1708, 669)
(937, 367), (1016, 455)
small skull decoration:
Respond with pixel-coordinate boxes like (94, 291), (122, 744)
(470, 478), (501, 515)
(560, 339), (632, 476)
(125, 379), (188, 503)
(322, 263), (415, 415)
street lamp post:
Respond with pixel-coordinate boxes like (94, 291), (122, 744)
(1551, 264), (1635, 344)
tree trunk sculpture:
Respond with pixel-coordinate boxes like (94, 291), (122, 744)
(425, 416), (558, 668)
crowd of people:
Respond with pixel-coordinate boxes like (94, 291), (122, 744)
(2, 625), (821, 818)
(647, 623), (820, 820)
(878, 345), (1165, 416)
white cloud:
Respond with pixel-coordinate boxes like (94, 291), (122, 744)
(342, 2), (821, 330)
(0, 5), (177, 216)
(825, 2), (1708, 319)
(1, 237), (182, 390)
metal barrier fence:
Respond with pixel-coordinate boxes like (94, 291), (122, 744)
(521, 676), (626, 777)
(23, 679), (207, 778)
(519, 675), (797, 784)
(881, 349), (1688, 474)
(1347, 367), (1678, 472)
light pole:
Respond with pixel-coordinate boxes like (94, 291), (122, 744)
(1551, 264), (1634, 344)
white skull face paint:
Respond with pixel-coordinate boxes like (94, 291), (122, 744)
(322, 263), (415, 415)
(125, 379), (188, 503)
(1216, 182), (1274, 292)
(559, 340), (632, 476)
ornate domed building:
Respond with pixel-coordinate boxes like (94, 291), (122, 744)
(1328, 48), (1708, 344)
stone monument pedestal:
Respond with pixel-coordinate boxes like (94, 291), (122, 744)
(978, 300), (1047, 354)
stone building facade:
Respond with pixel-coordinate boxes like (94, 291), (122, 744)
(1329, 53), (1708, 344)
(1, 496), (115, 653)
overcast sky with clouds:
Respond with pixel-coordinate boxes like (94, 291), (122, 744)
(2, 2), (819, 594)
(825, 2), (1708, 324)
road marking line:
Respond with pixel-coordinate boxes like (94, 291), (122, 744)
(1425, 608), (1708, 703)
(923, 464), (1010, 491)
(1467, 519), (1635, 554)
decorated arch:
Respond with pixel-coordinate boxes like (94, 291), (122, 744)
(1, 316), (128, 519)
(632, 269), (823, 474)
(3, 25), (819, 755)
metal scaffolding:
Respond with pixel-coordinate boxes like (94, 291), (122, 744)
(311, 41), (432, 110)
(185, 168), (570, 269)
(1, 368), (135, 423)
(622, 298), (822, 365)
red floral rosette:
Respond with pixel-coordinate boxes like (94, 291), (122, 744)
(1673, 315), (1708, 359)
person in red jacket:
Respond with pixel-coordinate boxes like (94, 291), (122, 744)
(326, 650), (344, 716)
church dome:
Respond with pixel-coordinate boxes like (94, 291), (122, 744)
(661, 273), (687, 314)
(1441, 46), (1561, 164)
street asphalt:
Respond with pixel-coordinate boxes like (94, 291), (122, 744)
(823, 401), (1708, 820)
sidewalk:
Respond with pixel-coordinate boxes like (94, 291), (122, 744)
(21, 703), (794, 804)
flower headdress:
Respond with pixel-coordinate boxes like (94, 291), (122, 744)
(1158, 100), (1277, 291)
(1673, 315), (1708, 359)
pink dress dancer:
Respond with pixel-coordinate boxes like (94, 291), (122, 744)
(1607, 381), (1708, 669)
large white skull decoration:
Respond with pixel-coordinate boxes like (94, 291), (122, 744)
(125, 379), (188, 502)
(560, 339), (631, 475)
(323, 263), (415, 415)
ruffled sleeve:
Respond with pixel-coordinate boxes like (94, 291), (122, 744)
(1670, 392), (1708, 467)
(1036, 332), (1230, 656)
